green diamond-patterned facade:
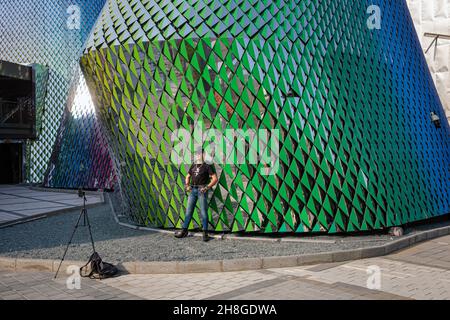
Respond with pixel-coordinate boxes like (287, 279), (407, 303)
(80, 0), (449, 233)
(0, 0), (448, 234)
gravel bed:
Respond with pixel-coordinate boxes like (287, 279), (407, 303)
(0, 204), (448, 263)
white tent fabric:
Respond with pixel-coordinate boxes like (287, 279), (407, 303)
(407, 0), (450, 121)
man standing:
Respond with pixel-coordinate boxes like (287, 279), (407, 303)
(175, 149), (218, 242)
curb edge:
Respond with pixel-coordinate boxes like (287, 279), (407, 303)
(1, 225), (449, 275)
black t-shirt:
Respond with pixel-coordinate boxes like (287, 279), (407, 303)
(189, 163), (215, 186)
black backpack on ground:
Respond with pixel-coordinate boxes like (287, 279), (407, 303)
(80, 252), (118, 280)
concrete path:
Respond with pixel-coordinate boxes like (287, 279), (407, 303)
(0, 185), (103, 227)
(1, 235), (449, 300)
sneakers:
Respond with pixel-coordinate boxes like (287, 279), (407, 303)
(203, 232), (211, 242)
(175, 229), (188, 239)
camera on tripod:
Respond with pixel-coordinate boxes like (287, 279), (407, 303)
(78, 188), (86, 198)
(55, 186), (118, 280)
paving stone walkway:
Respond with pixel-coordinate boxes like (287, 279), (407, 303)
(1, 235), (449, 300)
(0, 185), (103, 226)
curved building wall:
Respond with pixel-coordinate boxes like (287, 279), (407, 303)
(2, 0), (448, 234)
(80, 0), (450, 234)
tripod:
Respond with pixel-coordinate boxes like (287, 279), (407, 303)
(54, 191), (96, 279)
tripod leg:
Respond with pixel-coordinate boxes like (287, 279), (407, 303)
(54, 210), (84, 279)
(83, 208), (96, 253)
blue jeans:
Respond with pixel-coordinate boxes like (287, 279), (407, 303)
(183, 187), (209, 231)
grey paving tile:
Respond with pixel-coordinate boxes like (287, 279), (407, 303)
(0, 186), (101, 226)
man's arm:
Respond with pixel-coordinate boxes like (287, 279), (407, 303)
(209, 174), (218, 188)
(185, 173), (191, 187)
(185, 173), (193, 193)
(201, 173), (218, 193)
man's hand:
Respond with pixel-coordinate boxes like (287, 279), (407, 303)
(185, 185), (192, 193)
(201, 186), (210, 193)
